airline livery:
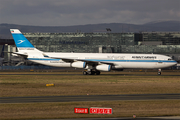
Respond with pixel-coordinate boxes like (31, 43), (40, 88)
(10, 29), (177, 75)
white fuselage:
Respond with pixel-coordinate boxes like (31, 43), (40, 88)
(27, 52), (177, 69)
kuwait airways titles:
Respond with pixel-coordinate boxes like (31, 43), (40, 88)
(132, 56), (157, 59)
(107, 55), (157, 60)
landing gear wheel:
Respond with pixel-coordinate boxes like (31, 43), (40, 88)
(87, 71), (92, 75)
(91, 71), (95, 75)
(96, 71), (101, 75)
(83, 71), (87, 75)
(83, 69), (100, 75)
(87, 71), (95, 75)
(158, 72), (161, 75)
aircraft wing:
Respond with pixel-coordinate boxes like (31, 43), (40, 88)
(48, 56), (114, 65)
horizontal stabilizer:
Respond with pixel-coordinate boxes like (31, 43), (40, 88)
(10, 52), (28, 58)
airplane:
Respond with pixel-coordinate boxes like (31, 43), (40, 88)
(10, 29), (177, 75)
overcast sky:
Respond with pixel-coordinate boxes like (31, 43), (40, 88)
(0, 0), (179, 26)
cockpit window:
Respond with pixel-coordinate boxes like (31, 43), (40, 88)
(168, 58), (172, 60)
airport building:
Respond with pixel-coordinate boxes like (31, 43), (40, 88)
(1, 32), (180, 65)
(22, 32), (180, 55)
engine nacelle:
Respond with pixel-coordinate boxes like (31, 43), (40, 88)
(71, 61), (86, 68)
(112, 65), (124, 71)
(96, 64), (111, 71)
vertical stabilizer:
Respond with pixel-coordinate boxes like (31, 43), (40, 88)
(10, 29), (43, 58)
(10, 29), (35, 48)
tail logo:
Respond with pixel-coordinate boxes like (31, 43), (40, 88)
(17, 40), (25, 44)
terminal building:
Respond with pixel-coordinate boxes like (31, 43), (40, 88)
(1, 31), (180, 65)
(23, 32), (180, 54)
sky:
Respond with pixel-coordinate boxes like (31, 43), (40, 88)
(0, 0), (180, 26)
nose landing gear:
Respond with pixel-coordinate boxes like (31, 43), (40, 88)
(158, 69), (161, 75)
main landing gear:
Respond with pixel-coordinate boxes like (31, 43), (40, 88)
(158, 69), (161, 75)
(83, 70), (101, 75)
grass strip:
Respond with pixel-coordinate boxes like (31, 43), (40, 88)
(0, 71), (180, 97)
(0, 100), (180, 120)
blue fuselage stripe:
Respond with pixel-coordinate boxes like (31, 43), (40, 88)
(27, 58), (176, 63)
(28, 58), (60, 61)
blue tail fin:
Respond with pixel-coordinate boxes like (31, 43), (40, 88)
(10, 29), (34, 48)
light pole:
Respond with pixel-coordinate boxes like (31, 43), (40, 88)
(106, 28), (112, 53)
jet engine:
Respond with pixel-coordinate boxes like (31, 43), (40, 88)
(96, 64), (111, 71)
(71, 61), (86, 68)
(112, 65), (124, 71)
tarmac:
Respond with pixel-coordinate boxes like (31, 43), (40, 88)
(0, 93), (180, 103)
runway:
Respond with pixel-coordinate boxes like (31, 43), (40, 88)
(0, 73), (180, 77)
(1, 94), (180, 104)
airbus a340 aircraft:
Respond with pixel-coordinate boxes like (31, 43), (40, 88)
(10, 29), (177, 75)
